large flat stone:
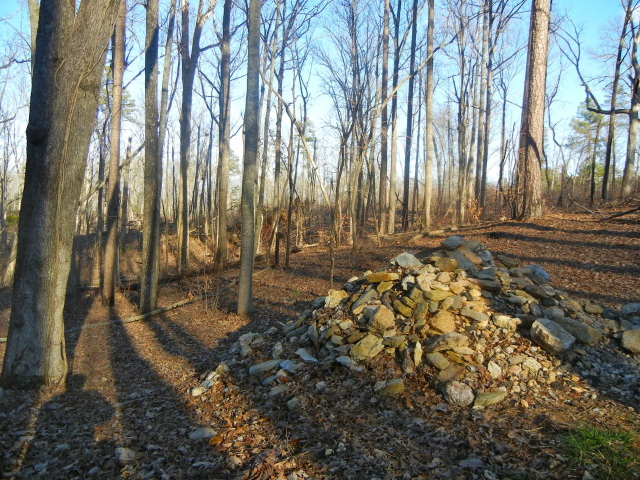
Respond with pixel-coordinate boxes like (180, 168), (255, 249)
(530, 318), (575, 354)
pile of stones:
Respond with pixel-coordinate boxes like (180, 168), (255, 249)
(197, 236), (640, 408)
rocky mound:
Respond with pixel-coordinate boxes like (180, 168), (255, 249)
(195, 236), (640, 410)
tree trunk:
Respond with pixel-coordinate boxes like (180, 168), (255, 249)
(140, 0), (161, 313)
(622, 25), (640, 198)
(379, 0), (390, 234)
(513, 0), (550, 220)
(401, 0), (418, 231)
(216, 0), (231, 271)
(237, 0), (261, 315)
(103, 0), (126, 306)
(475, 1), (488, 203)
(1, 0), (120, 388)
(27, 0), (39, 73)
(603, 0), (632, 201)
(388, 0), (402, 235)
(422, 0), (435, 230)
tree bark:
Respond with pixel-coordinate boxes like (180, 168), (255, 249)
(401, 0), (418, 231)
(379, 0), (390, 234)
(388, 0), (402, 235)
(422, 0), (435, 230)
(215, 0), (232, 271)
(103, 0), (126, 306)
(602, 0), (632, 201)
(237, 0), (261, 315)
(513, 0), (550, 219)
(622, 24), (640, 198)
(1, 0), (120, 388)
(140, 0), (161, 313)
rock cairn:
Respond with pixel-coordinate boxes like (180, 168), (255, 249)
(197, 236), (640, 409)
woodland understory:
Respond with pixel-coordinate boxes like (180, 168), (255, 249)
(1, 205), (639, 480)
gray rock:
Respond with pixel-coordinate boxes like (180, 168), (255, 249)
(424, 332), (469, 353)
(394, 252), (422, 268)
(530, 318), (576, 354)
(350, 334), (384, 361)
(621, 329), (640, 354)
(460, 308), (489, 324)
(249, 359), (282, 376)
(525, 264), (551, 283)
(115, 447), (136, 465)
(425, 352), (450, 370)
(620, 303), (640, 318)
(287, 397), (301, 411)
(295, 348), (319, 363)
(352, 288), (378, 312)
(550, 316), (603, 345)
(445, 250), (475, 271)
(441, 236), (466, 250)
(507, 295), (528, 305)
(468, 278), (501, 292)
(441, 380), (475, 406)
(279, 360), (299, 374)
(189, 427), (217, 441)
(336, 355), (364, 372)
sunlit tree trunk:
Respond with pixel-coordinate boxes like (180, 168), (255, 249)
(513, 0), (550, 219)
(237, 0), (261, 315)
(422, 0), (435, 230)
(140, 0), (161, 313)
(401, 0), (418, 231)
(103, 0), (126, 306)
(216, 0), (231, 271)
(1, 0), (120, 388)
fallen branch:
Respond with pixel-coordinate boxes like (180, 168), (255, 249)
(570, 199), (604, 217)
(598, 204), (640, 221)
(0, 267), (271, 343)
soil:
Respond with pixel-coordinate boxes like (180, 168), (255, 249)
(1, 210), (639, 479)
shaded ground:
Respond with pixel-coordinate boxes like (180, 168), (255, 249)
(0, 211), (639, 479)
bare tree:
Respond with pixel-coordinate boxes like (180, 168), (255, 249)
(103, 0), (126, 306)
(513, 0), (550, 219)
(401, 0), (419, 231)
(237, 0), (261, 315)
(1, 0), (121, 388)
(422, 0), (435, 230)
(140, 0), (161, 313)
(215, 0), (232, 272)
(177, 0), (216, 273)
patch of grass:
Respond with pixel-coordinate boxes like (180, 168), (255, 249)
(563, 424), (640, 479)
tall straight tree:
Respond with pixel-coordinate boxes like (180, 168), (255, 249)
(388, 0), (402, 235)
(422, 0), (435, 230)
(602, 0), (632, 200)
(513, 0), (550, 219)
(140, 0), (161, 313)
(401, 0), (418, 231)
(1, 0), (121, 388)
(215, 0), (231, 272)
(379, 0), (390, 233)
(103, 0), (126, 306)
(178, 0), (216, 273)
(237, 0), (261, 315)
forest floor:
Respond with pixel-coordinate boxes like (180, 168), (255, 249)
(1, 209), (640, 479)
